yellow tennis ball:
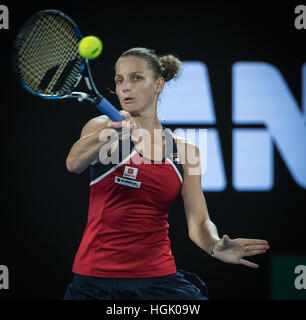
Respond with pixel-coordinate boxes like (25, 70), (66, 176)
(78, 36), (103, 59)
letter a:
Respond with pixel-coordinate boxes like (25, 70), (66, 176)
(295, 5), (306, 30)
(0, 5), (9, 30)
(0, 265), (9, 289)
(294, 265), (306, 290)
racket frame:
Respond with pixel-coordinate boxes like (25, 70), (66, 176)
(12, 9), (124, 121)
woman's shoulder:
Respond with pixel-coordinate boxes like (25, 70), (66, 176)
(168, 131), (200, 173)
(168, 131), (198, 153)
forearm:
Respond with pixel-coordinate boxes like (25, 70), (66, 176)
(66, 128), (117, 173)
(189, 219), (220, 255)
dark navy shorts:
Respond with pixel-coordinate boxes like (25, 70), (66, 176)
(63, 269), (209, 300)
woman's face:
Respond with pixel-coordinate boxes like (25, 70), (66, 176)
(115, 56), (163, 115)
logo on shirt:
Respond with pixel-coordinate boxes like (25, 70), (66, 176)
(123, 166), (138, 180)
(115, 176), (141, 188)
(170, 153), (181, 162)
(115, 166), (141, 188)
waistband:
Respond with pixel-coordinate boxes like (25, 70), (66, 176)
(73, 272), (178, 291)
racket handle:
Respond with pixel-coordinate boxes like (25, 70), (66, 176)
(95, 97), (124, 121)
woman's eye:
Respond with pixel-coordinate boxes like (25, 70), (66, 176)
(115, 76), (142, 84)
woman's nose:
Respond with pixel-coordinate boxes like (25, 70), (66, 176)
(122, 80), (131, 92)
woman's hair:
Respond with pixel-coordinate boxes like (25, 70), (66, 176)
(117, 47), (181, 82)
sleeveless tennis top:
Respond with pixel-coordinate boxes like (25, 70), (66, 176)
(72, 127), (184, 278)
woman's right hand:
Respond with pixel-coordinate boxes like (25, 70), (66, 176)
(106, 110), (137, 140)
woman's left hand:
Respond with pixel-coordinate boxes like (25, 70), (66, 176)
(212, 235), (270, 268)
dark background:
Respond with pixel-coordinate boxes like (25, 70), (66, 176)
(0, 0), (305, 300)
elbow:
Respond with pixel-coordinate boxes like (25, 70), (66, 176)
(188, 230), (199, 246)
(188, 226), (197, 241)
(189, 230), (197, 241)
(66, 156), (84, 174)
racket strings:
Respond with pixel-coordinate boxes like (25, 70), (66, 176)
(16, 13), (83, 96)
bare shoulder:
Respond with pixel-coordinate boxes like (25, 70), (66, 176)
(80, 115), (110, 138)
(169, 131), (200, 175)
(170, 132), (199, 156)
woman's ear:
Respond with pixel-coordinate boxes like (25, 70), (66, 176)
(155, 77), (165, 94)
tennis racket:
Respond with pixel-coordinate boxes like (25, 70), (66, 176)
(12, 9), (124, 122)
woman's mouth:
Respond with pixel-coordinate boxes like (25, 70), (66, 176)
(123, 97), (135, 104)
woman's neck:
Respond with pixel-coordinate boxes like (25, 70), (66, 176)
(132, 111), (163, 135)
(131, 112), (165, 150)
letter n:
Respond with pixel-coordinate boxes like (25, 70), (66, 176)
(233, 62), (306, 190)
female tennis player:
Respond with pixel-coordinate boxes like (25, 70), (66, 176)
(63, 48), (269, 300)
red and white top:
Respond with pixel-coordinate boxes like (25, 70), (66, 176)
(72, 128), (184, 278)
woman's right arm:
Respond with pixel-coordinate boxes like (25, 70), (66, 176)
(66, 110), (135, 174)
(66, 115), (111, 173)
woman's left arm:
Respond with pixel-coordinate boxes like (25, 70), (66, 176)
(180, 141), (270, 269)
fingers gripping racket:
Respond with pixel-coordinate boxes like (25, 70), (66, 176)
(12, 9), (124, 122)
